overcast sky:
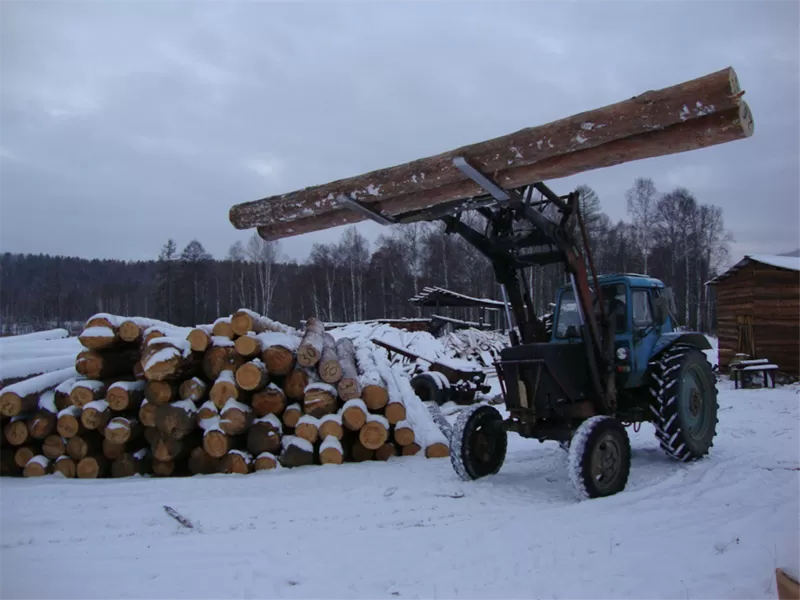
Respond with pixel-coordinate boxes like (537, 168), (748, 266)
(1, 1), (798, 268)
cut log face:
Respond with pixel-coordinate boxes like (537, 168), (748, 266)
(211, 319), (236, 340)
(4, 419), (30, 446)
(375, 442), (398, 461)
(234, 334), (261, 359)
(14, 446), (37, 469)
(385, 401), (406, 426)
(219, 400), (253, 436)
(118, 320), (144, 343)
(320, 437), (344, 465)
(107, 381), (146, 412)
(76, 349), (139, 380)
(188, 446), (219, 475)
(254, 452), (278, 471)
(143, 340), (198, 382)
(187, 328), (212, 352)
(70, 380), (108, 409)
(362, 385), (389, 411)
(219, 450), (253, 474)
(359, 416), (389, 450)
(231, 310), (257, 337)
(203, 430), (234, 458)
(393, 422), (415, 447)
(145, 381), (177, 405)
(246, 420), (282, 456)
(152, 459), (175, 477)
(102, 439), (127, 461)
(235, 360), (269, 392)
(104, 417), (142, 445)
(54, 456), (77, 478)
(81, 401), (111, 431)
(210, 372), (242, 409)
(79, 326), (120, 350)
(263, 346), (295, 376)
(303, 383), (338, 418)
(425, 443), (450, 458)
(28, 410), (57, 440)
(294, 416), (320, 445)
(204, 346), (245, 381)
(335, 337), (361, 401)
(318, 416), (344, 441)
(67, 434), (103, 461)
(279, 437), (315, 468)
(138, 400), (157, 428)
(24, 456), (52, 477)
(196, 400), (219, 424)
(1, 391), (39, 418)
(151, 430), (200, 462)
(42, 435), (67, 459)
(57, 407), (85, 438)
(297, 318), (325, 367)
(284, 367), (310, 400)
(282, 404), (302, 429)
(401, 442), (421, 456)
(251, 385), (286, 417)
(318, 333), (342, 384)
(179, 377), (208, 403)
(342, 399), (368, 431)
(77, 454), (110, 479)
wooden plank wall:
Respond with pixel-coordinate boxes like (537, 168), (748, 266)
(715, 262), (799, 375)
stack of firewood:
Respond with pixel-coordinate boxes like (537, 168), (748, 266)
(0, 311), (450, 478)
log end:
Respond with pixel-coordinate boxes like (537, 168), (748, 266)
(282, 406), (302, 429)
(54, 456), (77, 478)
(363, 385), (389, 411)
(0, 393), (21, 417)
(230, 313), (254, 337)
(294, 423), (319, 445)
(42, 435), (67, 459)
(119, 321), (142, 343)
(359, 421), (388, 451)
(203, 430), (230, 458)
(235, 363), (267, 391)
(23, 459), (50, 477)
(234, 335), (260, 358)
(187, 329), (211, 352)
(5, 420), (29, 446)
(394, 426), (415, 447)
(220, 451), (252, 475)
(401, 442), (422, 457)
(385, 403), (406, 426)
(14, 446), (36, 468)
(254, 454), (278, 471)
(342, 406), (367, 432)
(425, 442), (450, 459)
(77, 456), (105, 479)
(320, 446), (344, 465)
(263, 347), (294, 376)
(296, 345), (321, 367)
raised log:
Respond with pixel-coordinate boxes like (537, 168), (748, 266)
(23, 455), (52, 477)
(251, 384), (286, 417)
(303, 381), (338, 419)
(188, 446), (219, 475)
(375, 442), (398, 461)
(28, 410), (57, 440)
(4, 417), (30, 446)
(231, 68), (749, 236)
(1, 367), (77, 417)
(425, 442), (450, 458)
(284, 366), (310, 401)
(104, 417), (142, 445)
(112, 449), (151, 477)
(354, 341), (389, 410)
(186, 326), (213, 352)
(211, 317), (236, 340)
(282, 403), (302, 429)
(80, 400), (111, 431)
(401, 442), (421, 456)
(232, 309), (297, 337)
(54, 455), (76, 478)
(76, 349), (138, 379)
(79, 325), (120, 350)
(234, 333), (262, 359)
(42, 435), (65, 460)
(219, 399), (253, 436)
(142, 338), (198, 381)
(107, 380), (146, 412)
(235, 359), (269, 392)
(203, 343), (244, 381)
(318, 333), (342, 384)
(319, 413), (344, 441)
(138, 399), (157, 428)
(102, 438), (127, 461)
(393, 420), (415, 447)
(254, 452), (278, 471)
(219, 449), (253, 474)
(246, 415), (282, 456)
(14, 445), (38, 469)
(66, 433), (103, 461)
(297, 318), (325, 367)
(120, 317), (174, 344)
(342, 399), (367, 432)
(77, 454), (110, 478)
(84, 313), (121, 330)
(359, 414), (389, 450)
(70, 380), (107, 409)
(279, 436), (314, 468)
(335, 337), (361, 401)
(179, 377), (208, 403)
(319, 436), (344, 465)
(261, 332), (299, 376)
(145, 381), (177, 405)
(155, 401), (198, 440)
(57, 406), (85, 438)
(210, 371), (244, 409)
(294, 415), (320, 444)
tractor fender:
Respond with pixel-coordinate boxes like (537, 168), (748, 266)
(649, 331), (711, 360)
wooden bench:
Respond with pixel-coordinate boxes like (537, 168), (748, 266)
(730, 359), (779, 389)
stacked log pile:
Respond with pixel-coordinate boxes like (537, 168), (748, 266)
(1, 311), (449, 479)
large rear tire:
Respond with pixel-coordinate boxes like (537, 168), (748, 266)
(451, 405), (507, 481)
(649, 344), (718, 461)
(567, 416), (631, 500)
(411, 372), (448, 406)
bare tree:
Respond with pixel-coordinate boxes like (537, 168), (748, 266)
(245, 232), (281, 317)
(626, 177), (659, 274)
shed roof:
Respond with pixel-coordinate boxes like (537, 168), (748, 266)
(409, 286), (505, 310)
(707, 254), (800, 284)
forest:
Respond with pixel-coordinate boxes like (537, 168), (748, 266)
(0, 177), (733, 335)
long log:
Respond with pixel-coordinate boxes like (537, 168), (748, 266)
(76, 349), (138, 379)
(297, 318), (325, 367)
(335, 337), (361, 401)
(142, 338), (198, 381)
(251, 384), (286, 417)
(79, 325), (121, 350)
(231, 309), (297, 337)
(54, 377), (81, 411)
(0, 367), (77, 417)
(354, 340), (388, 410)
(231, 68), (750, 238)
(119, 317), (175, 344)
(107, 380), (146, 412)
(318, 333), (342, 384)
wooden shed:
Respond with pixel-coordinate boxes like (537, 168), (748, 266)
(708, 254), (800, 376)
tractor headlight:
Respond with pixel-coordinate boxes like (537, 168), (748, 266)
(616, 347), (629, 361)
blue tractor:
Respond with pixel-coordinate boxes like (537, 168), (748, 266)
(441, 162), (718, 499)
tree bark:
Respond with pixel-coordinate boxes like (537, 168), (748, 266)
(335, 337), (361, 401)
(297, 318), (325, 367)
(401, 442), (421, 456)
(246, 418), (282, 456)
(77, 349), (139, 379)
(235, 359), (269, 391)
(251, 385), (286, 417)
(279, 437), (314, 467)
(1, 367), (76, 417)
(375, 442), (398, 461)
(318, 333), (342, 383)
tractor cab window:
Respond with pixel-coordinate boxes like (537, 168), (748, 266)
(555, 291), (581, 338)
(602, 284), (627, 333)
(632, 289), (654, 328)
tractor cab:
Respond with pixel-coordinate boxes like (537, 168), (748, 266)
(551, 274), (678, 388)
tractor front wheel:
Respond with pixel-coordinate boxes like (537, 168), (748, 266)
(567, 416), (631, 500)
(451, 405), (507, 481)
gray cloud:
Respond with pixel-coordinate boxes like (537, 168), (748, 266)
(1, 0), (798, 265)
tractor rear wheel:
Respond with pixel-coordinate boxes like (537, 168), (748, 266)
(649, 344), (718, 461)
(451, 405), (507, 481)
(411, 372), (449, 406)
(567, 416), (631, 499)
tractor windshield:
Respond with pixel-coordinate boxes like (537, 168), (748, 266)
(555, 284), (628, 339)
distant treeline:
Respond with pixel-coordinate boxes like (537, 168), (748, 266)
(0, 178), (732, 334)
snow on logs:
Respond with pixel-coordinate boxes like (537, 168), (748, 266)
(229, 67), (754, 240)
(1, 309), (450, 479)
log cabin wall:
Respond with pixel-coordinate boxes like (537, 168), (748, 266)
(711, 259), (800, 376)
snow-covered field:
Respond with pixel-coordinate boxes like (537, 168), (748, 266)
(2, 373), (798, 599)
